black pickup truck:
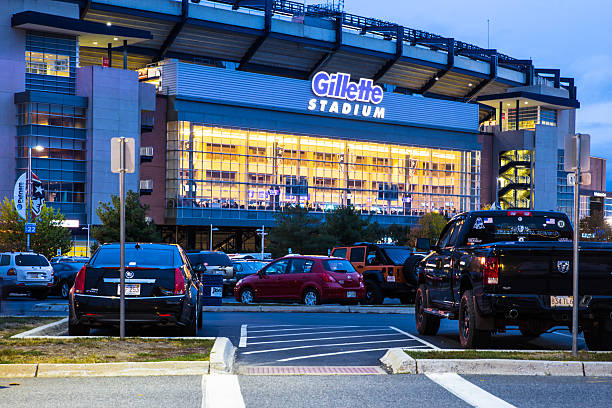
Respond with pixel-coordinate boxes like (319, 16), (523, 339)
(415, 210), (612, 350)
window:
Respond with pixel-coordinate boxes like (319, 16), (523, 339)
(448, 220), (464, 247)
(332, 248), (347, 259)
(15, 254), (49, 267)
(289, 259), (314, 274)
(437, 223), (456, 248)
(0, 255), (10, 266)
(349, 247), (365, 263)
(322, 259), (356, 273)
(26, 52), (70, 77)
(264, 260), (289, 275)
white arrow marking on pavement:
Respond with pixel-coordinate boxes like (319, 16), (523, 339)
(426, 373), (516, 408)
(247, 327), (393, 339)
(239, 324), (248, 348)
(389, 326), (440, 350)
(203, 374), (246, 408)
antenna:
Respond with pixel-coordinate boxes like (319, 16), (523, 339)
(487, 19), (490, 48)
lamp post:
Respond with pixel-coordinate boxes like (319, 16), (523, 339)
(82, 225), (90, 258)
(26, 145), (44, 252)
(256, 226), (267, 260)
(209, 224), (219, 251)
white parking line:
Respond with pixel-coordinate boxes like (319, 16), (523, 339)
(239, 324), (248, 348)
(247, 325), (383, 333)
(203, 374), (246, 408)
(243, 339), (429, 355)
(276, 348), (395, 362)
(248, 333), (407, 345)
(389, 326), (441, 350)
(426, 373), (516, 408)
(247, 327), (393, 339)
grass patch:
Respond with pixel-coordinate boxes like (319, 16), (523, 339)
(0, 317), (62, 339)
(0, 337), (214, 364)
(406, 350), (612, 362)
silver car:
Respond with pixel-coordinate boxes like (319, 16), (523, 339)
(0, 252), (54, 300)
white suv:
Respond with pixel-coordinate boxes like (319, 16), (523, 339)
(0, 252), (54, 300)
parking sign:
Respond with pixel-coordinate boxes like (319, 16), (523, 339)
(25, 223), (36, 234)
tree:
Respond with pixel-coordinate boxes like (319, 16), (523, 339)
(324, 206), (374, 246)
(579, 210), (612, 242)
(384, 224), (411, 246)
(92, 191), (161, 244)
(0, 198), (72, 259)
(409, 212), (448, 246)
(267, 205), (334, 258)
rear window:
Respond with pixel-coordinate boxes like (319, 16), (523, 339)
(464, 214), (573, 245)
(15, 254), (49, 267)
(322, 259), (356, 273)
(91, 247), (176, 268)
(332, 248), (347, 259)
(198, 253), (231, 266)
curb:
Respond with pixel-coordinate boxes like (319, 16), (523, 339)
(202, 305), (414, 314)
(209, 337), (236, 374)
(378, 348), (612, 376)
(0, 361), (210, 378)
(11, 318), (68, 338)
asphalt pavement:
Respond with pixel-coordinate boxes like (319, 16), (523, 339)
(3, 374), (612, 408)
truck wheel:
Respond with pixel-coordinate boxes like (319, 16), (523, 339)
(415, 285), (440, 335)
(459, 290), (490, 348)
(364, 280), (383, 305)
(584, 322), (612, 351)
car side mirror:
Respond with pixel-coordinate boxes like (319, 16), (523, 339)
(416, 238), (431, 252)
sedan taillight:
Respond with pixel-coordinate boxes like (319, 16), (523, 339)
(174, 268), (186, 295)
(322, 273), (336, 283)
(73, 266), (86, 293)
(7, 268), (16, 276)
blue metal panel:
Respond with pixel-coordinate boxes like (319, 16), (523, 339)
(170, 62), (479, 133)
(173, 99), (481, 151)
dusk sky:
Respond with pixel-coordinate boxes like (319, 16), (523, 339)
(343, 0), (612, 188)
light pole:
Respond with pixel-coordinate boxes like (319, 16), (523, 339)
(209, 224), (219, 251)
(82, 225), (90, 257)
(26, 145), (44, 252)
(256, 225), (267, 260)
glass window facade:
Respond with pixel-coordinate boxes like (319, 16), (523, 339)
(16, 102), (87, 222)
(166, 122), (480, 220)
(25, 31), (77, 95)
(557, 149), (573, 217)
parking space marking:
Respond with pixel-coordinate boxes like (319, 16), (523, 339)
(247, 332), (403, 346)
(246, 325), (381, 334)
(389, 326), (441, 350)
(239, 325), (247, 348)
(426, 373), (516, 408)
(242, 339), (428, 355)
(203, 374), (246, 408)
(276, 348), (396, 362)
(247, 327), (392, 339)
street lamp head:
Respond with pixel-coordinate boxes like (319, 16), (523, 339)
(34, 145), (44, 152)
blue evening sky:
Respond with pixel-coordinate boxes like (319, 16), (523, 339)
(343, 0), (612, 188)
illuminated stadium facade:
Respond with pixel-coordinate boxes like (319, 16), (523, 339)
(0, 0), (581, 251)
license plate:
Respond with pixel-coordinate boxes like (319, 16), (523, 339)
(211, 286), (223, 297)
(117, 284), (140, 296)
(550, 295), (573, 308)
(387, 276), (395, 282)
(347, 291), (356, 298)
(27, 273), (44, 279)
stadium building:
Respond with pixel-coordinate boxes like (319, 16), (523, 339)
(0, 0), (586, 252)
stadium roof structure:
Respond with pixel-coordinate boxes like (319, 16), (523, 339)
(59, 0), (577, 105)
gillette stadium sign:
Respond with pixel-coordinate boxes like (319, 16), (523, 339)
(308, 71), (386, 119)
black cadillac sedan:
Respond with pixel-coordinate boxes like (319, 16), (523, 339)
(68, 243), (202, 336)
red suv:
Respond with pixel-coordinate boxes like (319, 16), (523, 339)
(233, 255), (365, 305)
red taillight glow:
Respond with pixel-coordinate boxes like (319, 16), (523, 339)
(482, 256), (499, 285)
(74, 266), (86, 293)
(321, 273), (336, 283)
(174, 268), (186, 295)
(7, 268), (16, 276)
(507, 211), (531, 217)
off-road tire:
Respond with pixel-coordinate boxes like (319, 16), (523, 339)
(458, 290), (491, 348)
(415, 284), (440, 335)
(364, 280), (383, 305)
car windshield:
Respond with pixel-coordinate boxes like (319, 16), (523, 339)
(199, 253), (231, 266)
(463, 214), (573, 245)
(382, 247), (412, 264)
(243, 262), (266, 272)
(91, 247), (176, 268)
(322, 259), (356, 273)
(15, 254), (49, 267)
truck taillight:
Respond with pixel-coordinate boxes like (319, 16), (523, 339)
(74, 266), (86, 293)
(482, 256), (499, 285)
(174, 268), (186, 295)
